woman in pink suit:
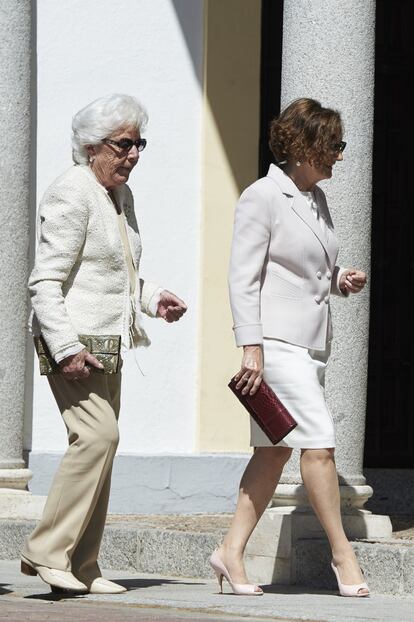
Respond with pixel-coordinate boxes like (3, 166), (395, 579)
(210, 98), (368, 598)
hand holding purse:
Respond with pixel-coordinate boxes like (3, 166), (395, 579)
(228, 376), (297, 445)
(34, 334), (121, 375)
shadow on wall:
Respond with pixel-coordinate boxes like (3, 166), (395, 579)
(171, 0), (203, 85)
(172, 0), (263, 452)
(172, 0), (262, 195)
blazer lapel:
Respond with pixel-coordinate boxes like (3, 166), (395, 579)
(292, 193), (332, 254)
(267, 164), (329, 255)
(291, 194), (329, 255)
(314, 186), (333, 233)
(313, 186), (340, 266)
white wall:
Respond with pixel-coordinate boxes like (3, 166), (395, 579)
(30, 0), (204, 454)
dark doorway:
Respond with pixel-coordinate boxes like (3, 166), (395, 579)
(364, 0), (414, 467)
(259, 0), (283, 177)
(258, 0), (413, 466)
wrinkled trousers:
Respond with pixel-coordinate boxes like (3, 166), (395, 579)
(23, 368), (121, 585)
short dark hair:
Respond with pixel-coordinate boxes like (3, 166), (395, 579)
(269, 98), (343, 168)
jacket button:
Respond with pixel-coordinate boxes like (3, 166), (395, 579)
(324, 296), (329, 304)
(314, 295), (321, 303)
(326, 270), (332, 279)
(316, 271), (322, 279)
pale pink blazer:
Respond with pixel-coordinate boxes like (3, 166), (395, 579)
(229, 164), (347, 351)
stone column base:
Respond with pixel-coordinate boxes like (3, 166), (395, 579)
(0, 467), (33, 491)
(0, 468), (46, 519)
(245, 505), (393, 585)
(0, 489), (46, 519)
(272, 483), (375, 511)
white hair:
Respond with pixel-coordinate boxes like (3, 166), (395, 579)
(71, 93), (148, 165)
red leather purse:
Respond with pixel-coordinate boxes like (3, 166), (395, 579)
(228, 376), (297, 445)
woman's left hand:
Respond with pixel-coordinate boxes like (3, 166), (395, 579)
(157, 290), (187, 322)
(339, 269), (367, 294)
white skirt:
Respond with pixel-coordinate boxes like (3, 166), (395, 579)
(250, 338), (335, 449)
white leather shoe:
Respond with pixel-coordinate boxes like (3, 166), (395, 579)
(89, 577), (127, 594)
(21, 556), (87, 593)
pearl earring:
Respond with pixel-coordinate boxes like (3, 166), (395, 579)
(296, 161), (301, 167)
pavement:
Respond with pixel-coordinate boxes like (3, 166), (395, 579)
(1, 559), (414, 622)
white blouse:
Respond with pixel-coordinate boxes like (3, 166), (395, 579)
(300, 190), (327, 236)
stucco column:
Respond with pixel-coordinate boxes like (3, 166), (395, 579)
(0, 1), (44, 518)
(246, 0), (391, 585)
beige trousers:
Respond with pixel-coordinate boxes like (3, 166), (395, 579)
(23, 368), (121, 585)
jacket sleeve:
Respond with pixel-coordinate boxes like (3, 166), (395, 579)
(331, 266), (349, 297)
(139, 279), (163, 317)
(28, 184), (88, 360)
(228, 185), (272, 346)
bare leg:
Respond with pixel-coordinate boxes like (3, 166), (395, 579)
(217, 446), (292, 584)
(300, 448), (368, 594)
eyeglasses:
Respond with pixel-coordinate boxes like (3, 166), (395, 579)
(332, 141), (346, 153)
(102, 137), (147, 152)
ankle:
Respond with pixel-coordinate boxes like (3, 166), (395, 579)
(332, 543), (355, 563)
(219, 542), (244, 559)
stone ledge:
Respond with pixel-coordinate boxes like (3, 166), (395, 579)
(295, 538), (414, 596)
(1, 517), (414, 594)
(0, 491), (46, 519)
(0, 519), (225, 580)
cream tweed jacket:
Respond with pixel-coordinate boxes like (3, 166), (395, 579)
(29, 165), (162, 361)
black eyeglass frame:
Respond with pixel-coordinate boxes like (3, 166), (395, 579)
(332, 140), (346, 153)
(102, 137), (147, 152)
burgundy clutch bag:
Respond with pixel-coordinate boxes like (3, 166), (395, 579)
(228, 377), (297, 445)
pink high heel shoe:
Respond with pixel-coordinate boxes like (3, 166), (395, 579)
(209, 550), (263, 596)
(331, 561), (370, 597)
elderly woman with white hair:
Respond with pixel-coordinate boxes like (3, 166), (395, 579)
(21, 93), (187, 594)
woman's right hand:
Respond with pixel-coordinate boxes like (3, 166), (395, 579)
(234, 344), (264, 396)
(58, 349), (104, 380)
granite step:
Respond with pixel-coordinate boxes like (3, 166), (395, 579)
(1, 513), (413, 596)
